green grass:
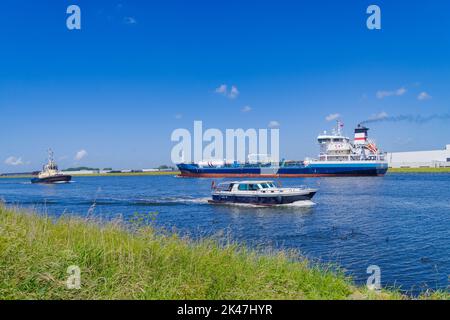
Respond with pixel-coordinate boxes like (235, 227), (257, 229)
(0, 206), (447, 300)
(388, 167), (450, 173)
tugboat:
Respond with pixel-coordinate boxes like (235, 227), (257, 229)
(209, 180), (317, 206)
(31, 149), (72, 184)
(177, 121), (388, 177)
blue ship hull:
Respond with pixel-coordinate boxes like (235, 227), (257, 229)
(177, 162), (388, 177)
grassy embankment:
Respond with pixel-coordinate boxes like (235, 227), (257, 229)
(388, 167), (450, 173)
(0, 206), (448, 300)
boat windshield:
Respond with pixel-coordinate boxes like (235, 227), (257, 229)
(238, 183), (260, 191)
(259, 183), (275, 189)
(217, 183), (233, 191)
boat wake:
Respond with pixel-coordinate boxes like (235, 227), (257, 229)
(279, 200), (316, 207)
(208, 200), (316, 208)
(165, 197), (210, 204)
(82, 196), (212, 207)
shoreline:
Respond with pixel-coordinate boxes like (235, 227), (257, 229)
(0, 171), (181, 179)
(387, 167), (450, 173)
(0, 205), (448, 300)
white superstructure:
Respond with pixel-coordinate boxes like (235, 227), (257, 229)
(314, 121), (385, 162)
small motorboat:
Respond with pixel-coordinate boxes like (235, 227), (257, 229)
(31, 149), (72, 184)
(209, 180), (317, 206)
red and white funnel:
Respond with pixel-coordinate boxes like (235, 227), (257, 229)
(354, 124), (369, 145)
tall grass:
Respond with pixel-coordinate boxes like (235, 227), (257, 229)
(0, 205), (446, 300)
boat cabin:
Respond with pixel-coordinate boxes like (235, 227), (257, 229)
(215, 181), (277, 192)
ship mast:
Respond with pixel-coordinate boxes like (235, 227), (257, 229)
(336, 120), (344, 136)
(48, 148), (55, 165)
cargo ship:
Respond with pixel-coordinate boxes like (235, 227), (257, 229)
(177, 122), (388, 178)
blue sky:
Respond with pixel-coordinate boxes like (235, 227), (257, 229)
(1, 0), (449, 172)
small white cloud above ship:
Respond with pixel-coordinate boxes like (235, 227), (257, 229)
(75, 149), (88, 161)
(123, 16), (137, 25)
(241, 105), (252, 112)
(228, 86), (239, 99)
(268, 120), (280, 128)
(4, 156), (24, 166)
(417, 92), (432, 101)
(376, 87), (407, 99)
(214, 84), (239, 99)
(325, 113), (341, 121)
(215, 84), (227, 95)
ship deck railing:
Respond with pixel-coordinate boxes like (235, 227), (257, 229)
(318, 154), (386, 161)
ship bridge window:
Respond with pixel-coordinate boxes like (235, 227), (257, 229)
(260, 183), (270, 189)
(248, 184), (259, 191)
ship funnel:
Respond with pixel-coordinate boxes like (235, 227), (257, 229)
(354, 124), (369, 145)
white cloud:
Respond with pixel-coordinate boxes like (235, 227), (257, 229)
(228, 86), (239, 99)
(175, 113), (183, 119)
(418, 92), (432, 101)
(396, 87), (407, 95)
(241, 105), (252, 112)
(325, 113), (340, 121)
(368, 111), (389, 121)
(75, 149), (88, 161)
(214, 84), (239, 99)
(268, 120), (280, 128)
(4, 156), (24, 166)
(215, 84), (227, 95)
(376, 87), (407, 99)
(123, 16), (137, 24)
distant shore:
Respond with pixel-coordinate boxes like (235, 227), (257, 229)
(63, 171), (181, 177)
(2, 168), (450, 179)
(0, 171), (181, 179)
(388, 167), (450, 173)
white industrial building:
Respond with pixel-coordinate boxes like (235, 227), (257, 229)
(387, 145), (450, 168)
(61, 169), (100, 175)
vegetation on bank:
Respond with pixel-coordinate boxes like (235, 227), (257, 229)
(388, 167), (450, 173)
(0, 206), (448, 300)
(64, 167), (102, 172)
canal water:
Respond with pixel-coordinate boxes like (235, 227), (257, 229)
(1, 173), (449, 294)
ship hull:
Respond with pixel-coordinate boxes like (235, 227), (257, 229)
(177, 162), (388, 178)
(31, 175), (72, 184)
